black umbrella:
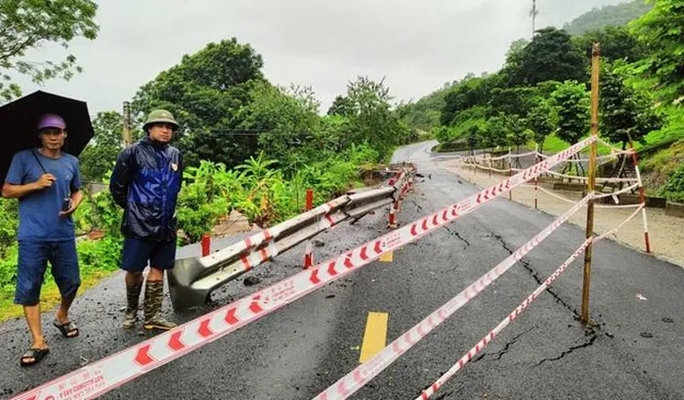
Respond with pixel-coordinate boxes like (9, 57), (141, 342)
(0, 90), (94, 185)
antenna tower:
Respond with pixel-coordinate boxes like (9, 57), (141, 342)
(530, 0), (539, 38)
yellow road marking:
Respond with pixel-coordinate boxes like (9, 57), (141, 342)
(379, 251), (393, 262)
(359, 312), (389, 363)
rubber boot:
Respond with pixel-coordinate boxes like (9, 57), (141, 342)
(122, 282), (142, 329)
(143, 280), (176, 331)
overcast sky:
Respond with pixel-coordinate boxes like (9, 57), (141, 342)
(15, 0), (625, 116)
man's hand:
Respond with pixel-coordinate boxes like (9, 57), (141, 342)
(59, 190), (82, 218)
(58, 204), (77, 218)
(34, 174), (56, 190)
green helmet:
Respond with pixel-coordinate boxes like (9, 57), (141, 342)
(143, 109), (179, 131)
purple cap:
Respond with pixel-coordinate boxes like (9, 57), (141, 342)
(37, 113), (66, 130)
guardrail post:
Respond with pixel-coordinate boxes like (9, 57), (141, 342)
(201, 233), (211, 257)
(306, 188), (314, 211)
(303, 188), (315, 268)
(303, 241), (314, 269)
(388, 202), (399, 229)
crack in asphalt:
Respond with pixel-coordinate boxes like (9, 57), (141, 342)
(409, 199), (424, 212)
(442, 225), (471, 247)
(536, 333), (599, 367)
(492, 234), (581, 319)
(484, 234), (604, 370)
(472, 327), (535, 363)
(406, 199), (470, 248)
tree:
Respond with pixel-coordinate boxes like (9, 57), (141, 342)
(600, 62), (663, 149)
(563, 0), (653, 35)
(441, 74), (502, 126)
(630, 0), (684, 106)
(131, 38), (266, 168)
(341, 76), (409, 158)
(481, 114), (509, 149)
(488, 86), (538, 117)
(237, 82), (321, 174)
(504, 114), (530, 154)
(573, 26), (647, 65)
(327, 95), (354, 117)
(526, 98), (557, 152)
(551, 80), (590, 145)
(0, 0), (99, 101)
(79, 111), (143, 183)
(466, 124), (479, 155)
(551, 81), (590, 175)
(504, 27), (585, 87)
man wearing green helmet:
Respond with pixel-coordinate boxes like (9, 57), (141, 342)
(109, 109), (183, 331)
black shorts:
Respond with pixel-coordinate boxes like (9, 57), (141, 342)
(121, 237), (177, 272)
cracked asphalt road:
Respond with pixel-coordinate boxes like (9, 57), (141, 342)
(2, 140), (684, 399)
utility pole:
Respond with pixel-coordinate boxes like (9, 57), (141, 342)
(122, 101), (131, 147)
(530, 0), (539, 38)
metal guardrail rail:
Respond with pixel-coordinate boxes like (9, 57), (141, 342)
(168, 166), (416, 310)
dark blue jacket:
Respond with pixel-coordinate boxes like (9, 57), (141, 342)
(109, 136), (183, 241)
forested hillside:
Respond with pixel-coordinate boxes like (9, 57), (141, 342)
(563, 0), (653, 35)
(403, 0), (684, 203)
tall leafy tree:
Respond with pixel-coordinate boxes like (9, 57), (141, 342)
(441, 74), (502, 126)
(481, 114), (510, 149)
(488, 86), (538, 117)
(327, 95), (355, 117)
(131, 38), (266, 167)
(0, 0), (99, 101)
(79, 112), (125, 183)
(526, 98), (558, 152)
(551, 80), (590, 145)
(551, 81), (590, 175)
(504, 113), (530, 154)
(341, 76), (409, 158)
(600, 62), (663, 149)
(237, 82), (321, 174)
(504, 27), (585, 87)
(630, 0), (684, 106)
(573, 26), (647, 65)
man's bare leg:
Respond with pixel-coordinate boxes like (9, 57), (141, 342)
(22, 304), (47, 362)
(55, 292), (77, 325)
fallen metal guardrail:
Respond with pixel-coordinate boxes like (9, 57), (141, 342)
(167, 166), (416, 310)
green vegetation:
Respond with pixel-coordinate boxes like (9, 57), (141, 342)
(2, 0), (683, 320)
(563, 0), (653, 35)
(407, 0), (684, 203)
(0, 0), (99, 100)
(0, 17), (416, 319)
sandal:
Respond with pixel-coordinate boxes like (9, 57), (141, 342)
(53, 319), (79, 338)
(20, 347), (50, 366)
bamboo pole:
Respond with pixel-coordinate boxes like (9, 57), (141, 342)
(581, 43), (600, 326)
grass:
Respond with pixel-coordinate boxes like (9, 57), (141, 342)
(0, 268), (119, 322)
(0, 237), (123, 323)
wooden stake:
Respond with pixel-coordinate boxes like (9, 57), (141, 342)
(581, 43), (600, 326)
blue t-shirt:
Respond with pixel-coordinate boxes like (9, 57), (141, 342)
(4, 149), (81, 241)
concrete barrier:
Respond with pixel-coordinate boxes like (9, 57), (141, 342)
(666, 201), (684, 218)
(614, 194), (667, 208)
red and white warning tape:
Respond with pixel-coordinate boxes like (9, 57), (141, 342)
(417, 201), (646, 399)
(312, 194), (592, 400)
(11, 137), (594, 400)
(415, 237), (592, 399)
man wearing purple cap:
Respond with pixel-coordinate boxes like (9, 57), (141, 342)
(1, 113), (83, 366)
